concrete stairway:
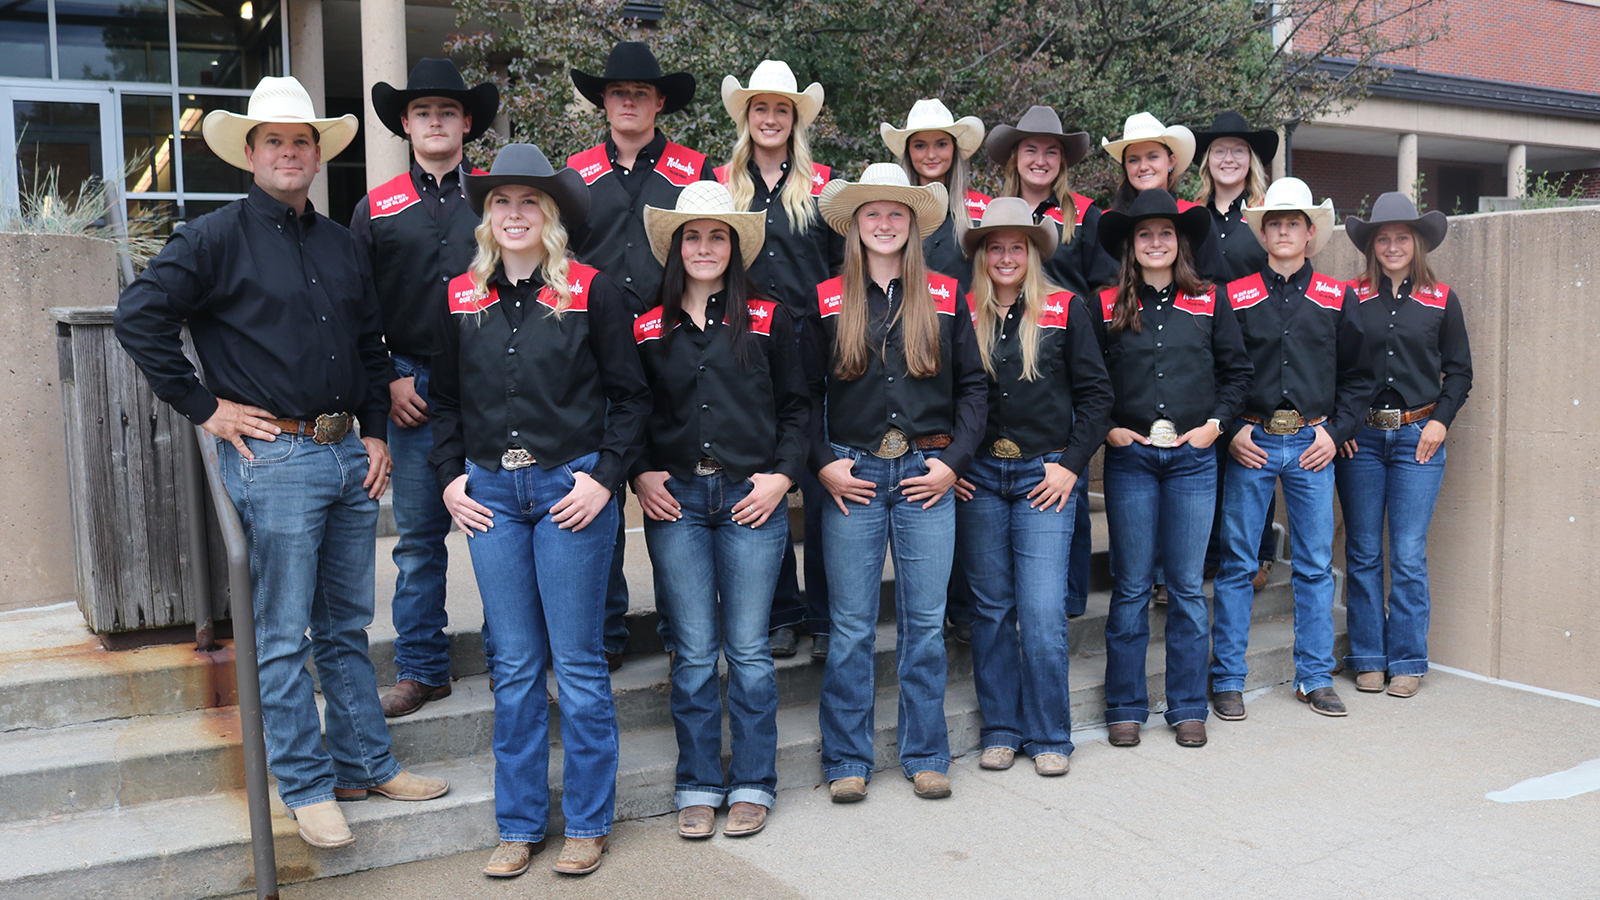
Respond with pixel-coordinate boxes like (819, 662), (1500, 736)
(0, 505), (1339, 900)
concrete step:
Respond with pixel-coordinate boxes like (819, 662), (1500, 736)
(0, 614), (1325, 900)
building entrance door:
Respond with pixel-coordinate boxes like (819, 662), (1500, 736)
(0, 86), (119, 216)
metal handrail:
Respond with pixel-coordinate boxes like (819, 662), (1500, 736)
(195, 427), (279, 900)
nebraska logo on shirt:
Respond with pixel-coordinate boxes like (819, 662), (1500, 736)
(1175, 289), (1215, 317)
(929, 274), (958, 314)
(747, 299), (777, 336)
(1037, 291), (1072, 330)
(566, 145), (612, 185)
(1226, 273), (1268, 311)
(447, 273), (499, 313)
(1042, 206), (1065, 226)
(965, 191), (990, 224)
(1351, 278), (1380, 302)
(1069, 193), (1094, 225)
(633, 306), (665, 343)
(536, 263), (599, 311)
(1412, 282), (1450, 309)
(368, 173), (420, 219)
(816, 277), (844, 318)
(655, 143), (706, 187)
(1308, 272), (1346, 310)
(810, 164), (831, 196)
(1098, 287), (1120, 322)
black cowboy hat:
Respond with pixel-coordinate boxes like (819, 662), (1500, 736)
(371, 58), (500, 143)
(1192, 111), (1279, 165)
(1345, 191), (1450, 252)
(985, 105), (1092, 168)
(1097, 189), (1213, 257)
(570, 41), (697, 116)
(464, 143), (590, 230)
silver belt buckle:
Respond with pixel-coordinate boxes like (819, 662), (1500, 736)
(501, 447), (536, 470)
(1265, 410), (1305, 436)
(693, 457), (722, 476)
(1367, 409), (1403, 430)
(873, 428), (909, 459)
(1149, 418), (1179, 448)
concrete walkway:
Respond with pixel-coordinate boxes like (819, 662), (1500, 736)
(228, 671), (1600, 900)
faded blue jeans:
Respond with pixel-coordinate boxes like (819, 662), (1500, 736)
(645, 472), (786, 809)
(219, 431), (401, 810)
(387, 354), (456, 687)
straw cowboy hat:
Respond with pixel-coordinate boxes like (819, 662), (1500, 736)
(571, 41), (697, 115)
(201, 76), (359, 172)
(463, 143), (590, 230)
(880, 99), (986, 160)
(817, 163), (950, 238)
(644, 181), (767, 266)
(961, 196), (1058, 257)
(1096, 189), (1214, 257)
(1244, 177), (1337, 257)
(985, 106), (1091, 168)
(371, 57), (501, 143)
(1101, 112), (1196, 176)
(722, 60), (824, 128)
(1193, 110), (1278, 165)
(1345, 191), (1450, 252)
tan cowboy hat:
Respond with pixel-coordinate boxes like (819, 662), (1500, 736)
(722, 60), (825, 129)
(817, 163), (949, 238)
(644, 181), (767, 267)
(1101, 112), (1196, 176)
(879, 99), (986, 160)
(1244, 177), (1337, 257)
(961, 196), (1058, 257)
(201, 76), (359, 172)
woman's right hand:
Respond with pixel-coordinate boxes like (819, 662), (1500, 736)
(633, 470), (681, 521)
(819, 457), (877, 515)
(954, 478), (976, 502)
(1338, 439), (1360, 459)
(1106, 427), (1150, 448)
(443, 473), (494, 535)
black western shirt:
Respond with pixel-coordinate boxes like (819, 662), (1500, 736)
(801, 274), (989, 476)
(1092, 282), (1253, 434)
(1203, 194), (1268, 285)
(1225, 261), (1376, 444)
(1036, 193), (1121, 297)
(428, 262), (649, 492)
(114, 184), (392, 440)
(631, 292), (809, 484)
(715, 159), (845, 322)
(924, 190), (991, 297)
(979, 290), (1113, 473)
(1351, 274), (1473, 425)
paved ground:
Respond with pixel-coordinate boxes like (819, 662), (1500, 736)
(229, 671), (1600, 900)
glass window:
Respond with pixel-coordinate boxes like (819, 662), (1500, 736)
(176, 0), (282, 88)
(123, 95), (176, 193)
(178, 93), (250, 193)
(181, 198), (233, 219)
(127, 197), (178, 237)
(54, 0), (172, 83)
(14, 100), (104, 211)
(0, 0), (52, 78)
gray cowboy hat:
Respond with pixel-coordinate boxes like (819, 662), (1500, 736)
(1345, 191), (1450, 251)
(1097, 189), (1213, 257)
(372, 58), (500, 143)
(464, 143), (590, 230)
(986, 106), (1092, 168)
(570, 41), (696, 116)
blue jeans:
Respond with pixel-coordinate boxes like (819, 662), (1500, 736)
(219, 432), (400, 810)
(1334, 420), (1445, 677)
(956, 453), (1076, 756)
(645, 473), (786, 809)
(819, 444), (953, 781)
(604, 516), (629, 656)
(462, 454), (619, 842)
(387, 355), (456, 686)
(768, 469), (832, 635)
(1211, 423), (1338, 694)
(1065, 488), (1091, 615)
(1102, 442), (1215, 725)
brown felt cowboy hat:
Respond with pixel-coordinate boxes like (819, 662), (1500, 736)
(571, 41), (697, 116)
(986, 106), (1091, 167)
(464, 143), (590, 230)
(961, 196), (1058, 257)
(372, 58), (500, 144)
(1345, 191), (1450, 251)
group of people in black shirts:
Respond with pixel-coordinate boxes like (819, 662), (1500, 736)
(112, 40), (1472, 880)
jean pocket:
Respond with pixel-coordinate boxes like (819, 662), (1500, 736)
(562, 451), (600, 482)
(828, 441), (858, 463)
(241, 435), (298, 465)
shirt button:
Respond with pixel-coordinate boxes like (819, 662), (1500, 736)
(1220, 232), (1227, 238)
(310, 278), (317, 284)
(441, 276), (448, 282)
(320, 316), (326, 321)
(701, 404), (708, 410)
(1156, 342), (1162, 348)
(703, 442), (710, 448)
(768, 251), (775, 257)
(890, 413), (897, 418)
(508, 348), (516, 354)
(626, 242), (633, 248)
(768, 218), (774, 224)
(1002, 392), (1009, 398)
(1157, 324), (1163, 330)
(699, 365), (706, 372)
(1388, 350), (1395, 356)
(440, 239), (447, 245)
(625, 277), (633, 283)
(1157, 372), (1164, 377)
(1158, 403), (1166, 409)
(1388, 377), (1395, 382)
(887, 376), (895, 383)
(511, 430), (519, 437)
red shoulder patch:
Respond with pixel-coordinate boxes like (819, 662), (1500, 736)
(1042, 206), (1066, 226)
(469, 167), (489, 176)
(368, 173), (420, 219)
(713, 164), (729, 185)
(1037, 291), (1073, 330)
(965, 191), (991, 224)
(929, 273), (958, 314)
(1308, 272), (1346, 310)
(1070, 193), (1095, 225)
(656, 143), (706, 187)
(538, 262), (599, 312)
(808, 163), (831, 197)
(964, 292), (978, 326)
(634, 306), (666, 343)
(1412, 282), (1449, 309)
(1227, 273), (1268, 311)
(1351, 278), (1379, 302)
(747, 299), (777, 336)
(1174, 288), (1216, 317)
(817, 277), (844, 318)
(567, 145), (611, 186)
(447, 273), (498, 314)
(1098, 287), (1119, 322)
(1175, 198), (1199, 212)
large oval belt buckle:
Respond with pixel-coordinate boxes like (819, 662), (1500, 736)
(875, 428), (909, 459)
(1266, 410), (1303, 435)
(312, 412), (351, 445)
(1149, 418), (1179, 448)
(501, 447), (536, 470)
(990, 438), (1023, 459)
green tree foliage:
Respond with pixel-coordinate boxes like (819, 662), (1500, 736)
(445, 0), (1443, 201)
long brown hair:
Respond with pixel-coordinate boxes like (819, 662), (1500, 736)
(898, 141), (971, 247)
(1000, 152), (1076, 243)
(1109, 223), (1211, 334)
(655, 226), (762, 368)
(969, 240), (1066, 381)
(1110, 144), (1183, 213)
(1359, 225), (1440, 294)
(833, 210), (940, 380)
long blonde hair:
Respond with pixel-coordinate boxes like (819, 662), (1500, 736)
(833, 211), (940, 380)
(898, 142), (971, 247)
(469, 187), (575, 315)
(970, 241), (1065, 381)
(1001, 153), (1075, 244)
(1194, 151), (1269, 209)
(723, 102), (820, 231)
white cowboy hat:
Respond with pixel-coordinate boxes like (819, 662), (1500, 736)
(1101, 112), (1196, 177)
(879, 99), (986, 161)
(1243, 177), (1337, 257)
(817, 163), (950, 238)
(722, 60), (825, 129)
(644, 181), (767, 267)
(201, 76), (359, 172)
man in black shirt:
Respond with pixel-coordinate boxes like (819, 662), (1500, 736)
(349, 58), (499, 718)
(114, 76), (448, 850)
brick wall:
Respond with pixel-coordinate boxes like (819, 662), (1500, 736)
(1290, 149), (1506, 216)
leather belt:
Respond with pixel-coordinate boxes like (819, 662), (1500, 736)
(871, 428), (952, 459)
(501, 447), (536, 470)
(1241, 410), (1327, 436)
(693, 457), (723, 476)
(1366, 403), (1436, 430)
(265, 412), (351, 445)
(987, 439), (1066, 459)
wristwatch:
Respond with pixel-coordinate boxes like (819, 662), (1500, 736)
(1207, 418), (1224, 436)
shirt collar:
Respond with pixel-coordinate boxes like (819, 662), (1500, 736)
(605, 129), (668, 166)
(1137, 281), (1175, 301)
(244, 183), (318, 229)
(1268, 260), (1314, 290)
(492, 262), (544, 290)
(411, 156), (466, 190)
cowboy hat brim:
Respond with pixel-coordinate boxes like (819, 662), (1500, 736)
(201, 109), (360, 173)
(1096, 205), (1213, 258)
(986, 125), (1092, 168)
(570, 69), (697, 116)
(463, 168), (591, 232)
(1244, 200), (1337, 257)
(962, 219), (1059, 259)
(722, 77), (825, 129)
(1344, 209), (1449, 252)
(1101, 126), (1197, 178)
(817, 180), (950, 239)
(1192, 127), (1279, 166)
(644, 205), (767, 268)
(371, 82), (501, 143)
(880, 117), (987, 161)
